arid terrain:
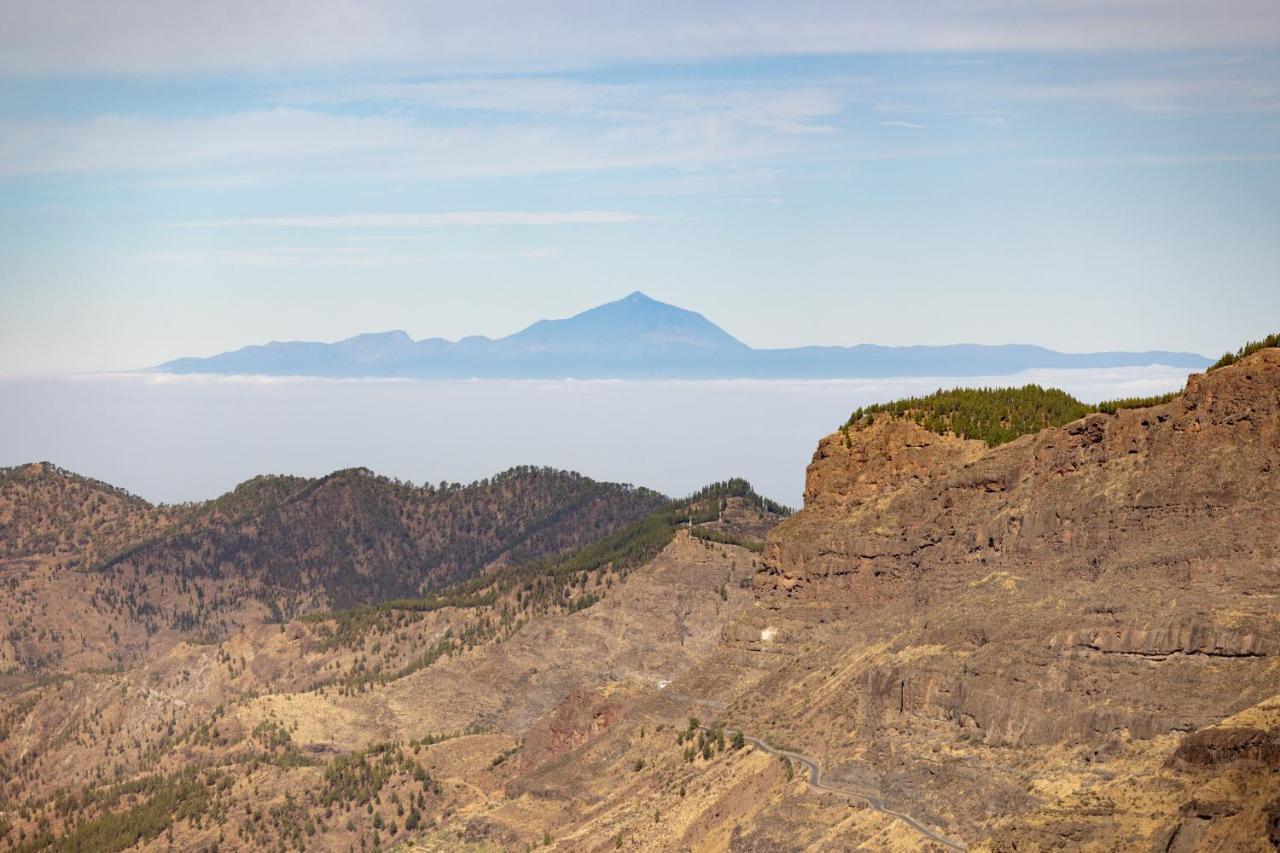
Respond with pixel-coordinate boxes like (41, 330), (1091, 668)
(1, 346), (1278, 851)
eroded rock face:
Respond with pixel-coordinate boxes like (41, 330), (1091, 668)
(1170, 726), (1280, 770)
(1266, 800), (1280, 847)
(516, 688), (629, 773)
(735, 350), (1280, 845)
(768, 351), (1280, 599)
(801, 416), (987, 511)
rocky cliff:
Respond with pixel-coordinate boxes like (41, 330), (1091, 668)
(768, 349), (1279, 604)
(3, 350), (1277, 852)
(731, 348), (1280, 847)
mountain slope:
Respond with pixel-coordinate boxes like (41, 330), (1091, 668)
(0, 462), (172, 569)
(0, 476), (786, 850)
(706, 346), (1280, 847)
(0, 465), (668, 675)
(403, 346), (1279, 850)
(153, 292), (1210, 379)
(4, 348), (1277, 851)
(98, 466), (668, 614)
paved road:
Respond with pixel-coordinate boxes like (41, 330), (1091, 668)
(700, 726), (966, 851)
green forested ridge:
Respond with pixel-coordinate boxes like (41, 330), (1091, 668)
(1094, 391), (1180, 414)
(1209, 332), (1280, 371)
(844, 383), (1200, 447)
(845, 385), (1095, 447)
(309, 478), (788, 664)
(685, 478), (791, 518)
(839, 334), (1279, 446)
(90, 465), (669, 618)
(689, 526), (765, 552)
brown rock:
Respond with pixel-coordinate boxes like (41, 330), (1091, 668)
(1169, 726), (1280, 770)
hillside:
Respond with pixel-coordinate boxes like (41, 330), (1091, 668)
(0, 465), (667, 675)
(97, 465), (667, 613)
(379, 344), (1278, 850)
(1, 345), (1277, 852)
(732, 345), (1280, 848)
(0, 463), (173, 569)
(0, 474), (787, 851)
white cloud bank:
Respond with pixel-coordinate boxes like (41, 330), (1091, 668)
(0, 366), (1195, 506)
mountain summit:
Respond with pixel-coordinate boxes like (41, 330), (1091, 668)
(503, 291), (747, 353)
(154, 293), (1209, 379)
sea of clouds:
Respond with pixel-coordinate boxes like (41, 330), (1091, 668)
(0, 365), (1192, 507)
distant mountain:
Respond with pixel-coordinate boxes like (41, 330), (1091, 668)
(504, 290), (747, 353)
(154, 291), (1210, 378)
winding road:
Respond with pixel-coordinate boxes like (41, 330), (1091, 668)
(701, 726), (966, 851)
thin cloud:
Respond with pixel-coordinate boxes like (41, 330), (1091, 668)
(134, 247), (434, 267)
(2, 2), (1278, 76)
(177, 211), (657, 228)
(0, 105), (840, 179)
(877, 120), (926, 129)
(287, 78), (631, 115)
(1001, 72), (1280, 115)
(1026, 153), (1280, 168)
(285, 78), (847, 136)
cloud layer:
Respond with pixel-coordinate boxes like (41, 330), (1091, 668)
(4, 1), (1280, 76)
(180, 211), (656, 228)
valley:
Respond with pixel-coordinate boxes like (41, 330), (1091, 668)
(0, 342), (1277, 851)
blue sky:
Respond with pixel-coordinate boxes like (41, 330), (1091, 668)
(2, 1), (1279, 373)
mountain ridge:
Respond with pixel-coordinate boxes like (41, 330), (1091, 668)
(2, 344), (1277, 851)
(154, 291), (1210, 379)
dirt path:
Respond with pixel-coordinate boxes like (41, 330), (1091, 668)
(704, 727), (967, 851)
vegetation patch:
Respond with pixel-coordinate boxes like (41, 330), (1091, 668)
(675, 717), (742, 763)
(841, 370), (1248, 445)
(1095, 391), (1180, 414)
(14, 767), (219, 853)
(1209, 332), (1280, 371)
(689, 526), (764, 552)
(89, 464), (669, 620)
(846, 385), (1095, 447)
(311, 478), (789, 658)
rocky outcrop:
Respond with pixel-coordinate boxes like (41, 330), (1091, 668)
(1170, 726), (1280, 770)
(1057, 624), (1271, 659)
(801, 417), (987, 510)
(730, 349), (1280, 844)
(516, 688), (629, 772)
(766, 349), (1280, 600)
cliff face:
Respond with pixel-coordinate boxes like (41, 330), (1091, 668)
(735, 348), (1280, 847)
(768, 348), (1280, 603)
(3, 351), (1277, 851)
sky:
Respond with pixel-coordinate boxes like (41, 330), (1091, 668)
(2, 1), (1279, 374)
